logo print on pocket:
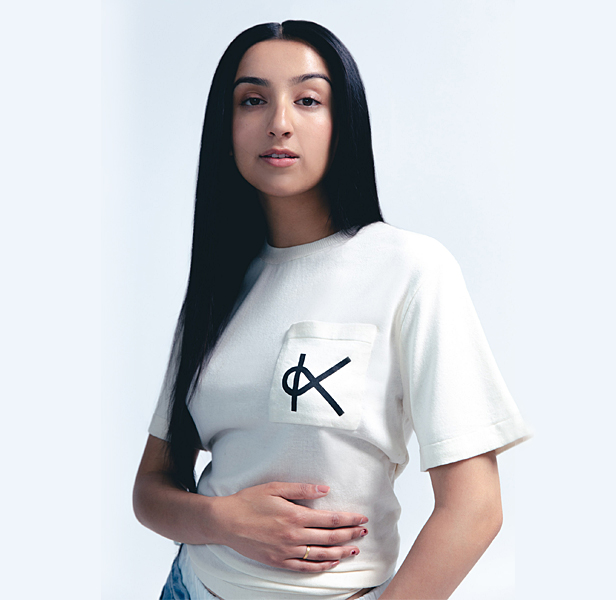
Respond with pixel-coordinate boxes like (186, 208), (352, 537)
(281, 353), (351, 416)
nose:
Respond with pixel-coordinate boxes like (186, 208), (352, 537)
(268, 100), (293, 138)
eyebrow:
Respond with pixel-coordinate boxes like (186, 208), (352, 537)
(233, 73), (332, 89)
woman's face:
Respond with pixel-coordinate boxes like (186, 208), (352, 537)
(231, 39), (334, 203)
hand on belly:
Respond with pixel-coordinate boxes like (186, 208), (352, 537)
(208, 481), (369, 572)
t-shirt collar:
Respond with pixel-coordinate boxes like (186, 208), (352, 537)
(259, 229), (350, 264)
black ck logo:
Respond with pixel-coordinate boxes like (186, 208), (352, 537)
(281, 353), (350, 416)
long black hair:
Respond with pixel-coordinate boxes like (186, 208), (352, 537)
(166, 20), (384, 491)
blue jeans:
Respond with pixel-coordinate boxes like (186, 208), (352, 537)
(159, 545), (190, 600)
(160, 545), (219, 600)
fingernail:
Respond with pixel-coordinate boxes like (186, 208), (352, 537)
(360, 517), (369, 524)
(317, 485), (330, 494)
(351, 549), (359, 555)
(360, 529), (368, 536)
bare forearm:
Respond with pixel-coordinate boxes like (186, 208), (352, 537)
(133, 437), (368, 572)
(380, 504), (502, 600)
(133, 472), (369, 572)
(132, 470), (221, 545)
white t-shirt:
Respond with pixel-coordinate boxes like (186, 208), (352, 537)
(149, 221), (532, 600)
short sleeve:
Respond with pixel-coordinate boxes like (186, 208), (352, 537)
(147, 339), (180, 442)
(398, 247), (532, 471)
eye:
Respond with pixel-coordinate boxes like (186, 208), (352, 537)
(296, 97), (321, 107)
(240, 97), (265, 107)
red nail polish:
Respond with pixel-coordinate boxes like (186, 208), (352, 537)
(351, 549), (358, 555)
(361, 529), (368, 536)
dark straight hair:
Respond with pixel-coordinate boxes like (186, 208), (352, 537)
(166, 20), (384, 491)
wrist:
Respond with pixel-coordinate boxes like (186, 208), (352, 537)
(200, 494), (231, 546)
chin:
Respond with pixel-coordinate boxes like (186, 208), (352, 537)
(253, 182), (315, 201)
(263, 188), (304, 199)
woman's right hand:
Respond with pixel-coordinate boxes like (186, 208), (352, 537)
(134, 436), (367, 572)
(209, 482), (369, 572)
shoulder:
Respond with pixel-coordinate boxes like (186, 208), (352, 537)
(350, 221), (461, 279)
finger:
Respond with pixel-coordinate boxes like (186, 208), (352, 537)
(303, 526), (368, 546)
(267, 482), (330, 500)
(299, 509), (369, 529)
(298, 545), (360, 562)
(282, 559), (340, 573)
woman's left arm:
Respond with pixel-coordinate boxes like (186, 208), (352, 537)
(379, 451), (503, 600)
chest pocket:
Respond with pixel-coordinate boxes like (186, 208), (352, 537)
(268, 321), (377, 431)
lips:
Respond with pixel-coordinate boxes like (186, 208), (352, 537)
(259, 148), (299, 159)
(259, 148), (299, 167)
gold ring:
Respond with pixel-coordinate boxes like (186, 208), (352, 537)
(302, 546), (310, 560)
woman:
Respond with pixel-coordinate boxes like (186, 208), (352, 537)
(133, 20), (531, 600)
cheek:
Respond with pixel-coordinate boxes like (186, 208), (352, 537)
(231, 110), (258, 155)
(306, 119), (334, 167)
(231, 124), (249, 177)
(231, 118), (246, 155)
(232, 121), (265, 188)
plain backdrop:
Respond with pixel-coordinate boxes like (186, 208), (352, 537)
(1, 1), (614, 599)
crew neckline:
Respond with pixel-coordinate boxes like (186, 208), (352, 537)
(259, 229), (351, 264)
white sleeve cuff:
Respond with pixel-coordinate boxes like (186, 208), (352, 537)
(148, 412), (170, 442)
(419, 413), (533, 471)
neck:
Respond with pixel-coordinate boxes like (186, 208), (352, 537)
(259, 187), (337, 248)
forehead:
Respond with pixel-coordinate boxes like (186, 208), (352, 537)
(235, 39), (331, 82)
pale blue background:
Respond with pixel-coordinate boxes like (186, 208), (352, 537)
(1, 1), (614, 599)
